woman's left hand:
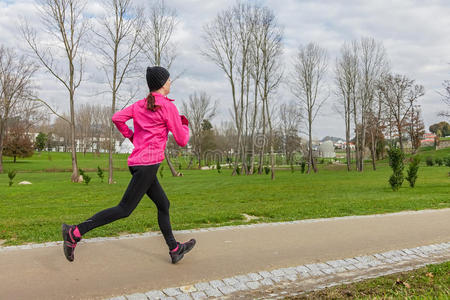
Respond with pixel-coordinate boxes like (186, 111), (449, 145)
(180, 115), (189, 126)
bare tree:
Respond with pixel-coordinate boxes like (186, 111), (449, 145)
(233, 2), (254, 176)
(17, 99), (46, 133)
(22, 0), (89, 182)
(335, 41), (358, 171)
(76, 103), (95, 155)
(181, 92), (217, 168)
(378, 74), (424, 151)
(355, 37), (388, 171)
(366, 87), (387, 170)
(247, 6), (265, 175)
(291, 43), (328, 174)
(0, 46), (37, 173)
(139, 0), (178, 71)
(203, 3), (282, 178)
(203, 6), (241, 175)
(278, 102), (302, 164)
(406, 105), (425, 154)
(256, 8), (283, 180)
(93, 0), (143, 183)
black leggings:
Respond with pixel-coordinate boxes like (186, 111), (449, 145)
(76, 164), (177, 250)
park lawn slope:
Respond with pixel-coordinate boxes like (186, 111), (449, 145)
(414, 146), (450, 162)
(0, 163), (449, 245)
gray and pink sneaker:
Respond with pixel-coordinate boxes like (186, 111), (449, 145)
(62, 224), (81, 262)
(170, 239), (196, 264)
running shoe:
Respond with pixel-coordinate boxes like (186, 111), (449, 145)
(62, 224), (81, 262)
(170, 239), (196, 264)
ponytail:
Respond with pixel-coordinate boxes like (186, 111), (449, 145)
(146, 92), (161, 111)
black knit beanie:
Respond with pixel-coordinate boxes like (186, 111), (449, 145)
(146, 66), (170, 91)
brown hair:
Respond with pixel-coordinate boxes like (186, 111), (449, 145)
(146, 92), (161, 111)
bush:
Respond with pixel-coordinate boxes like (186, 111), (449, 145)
(97, 166), (104, 183)
(387, 147), (405, 191)
(7, 170), (16, 187)
(216, 160), (221, 173)
(444, 156), (450, 167)
(435, 158), (443, 166)
(301, 161), (306, 174)
(406, 156), (420, 188)
(425, 156), (434, 166)
(35, 132), (47, 152)
(78, 169), (91, 185)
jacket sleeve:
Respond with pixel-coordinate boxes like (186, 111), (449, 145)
(111, 104), (134, 139)
(164, 102), (190, 147)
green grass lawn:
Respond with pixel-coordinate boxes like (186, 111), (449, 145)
(291, 261), (450, 299)
(0, 154), (449, 245)
(1, 151), (130, 172)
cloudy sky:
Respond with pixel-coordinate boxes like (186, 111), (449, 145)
(1, 0), (449, 140)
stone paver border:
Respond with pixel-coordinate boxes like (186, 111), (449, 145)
(107, 241), (450, 300)
(1, 208), (449, 252)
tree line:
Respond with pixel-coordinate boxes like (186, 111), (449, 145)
(1, 0), (447, 182)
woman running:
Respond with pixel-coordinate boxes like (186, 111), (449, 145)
(62, 66), (196, 264)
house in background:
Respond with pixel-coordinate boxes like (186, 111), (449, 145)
(420, 132), (437, 146)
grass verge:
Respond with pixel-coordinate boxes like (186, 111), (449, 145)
(291, 261), (450, 299)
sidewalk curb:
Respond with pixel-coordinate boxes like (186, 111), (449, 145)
(109, 241), (450, 300)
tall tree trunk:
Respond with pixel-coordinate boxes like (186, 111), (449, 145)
(197, 148), (201, 169)
(308, 126), (313, 174)
(232, 130), (242, 175)
(270, 145), (275, 180)
(108, 122), (114, 184)
(0, 119), (5, 173)
(307, 112), (317, 173)
(109, 41), (119, 184)
(249, 80), (258, 175)
(69, 90), (80, 183)
(165, 149), (179, 176)
(360, 116), (366, 172)
(258, 93), (266, 175)
(345, 110), (351, 171)
(370, 131), (376, 171)
(265, 94), (275, 180)
(352, 102), (360, 172)
(398, 126), (403, 152)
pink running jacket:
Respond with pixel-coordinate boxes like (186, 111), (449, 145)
(112, 92), (189, 166)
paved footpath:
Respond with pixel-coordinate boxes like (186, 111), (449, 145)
(1, 208), (449, 300)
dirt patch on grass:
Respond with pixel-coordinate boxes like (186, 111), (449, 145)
(242, 213), (260, 222)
